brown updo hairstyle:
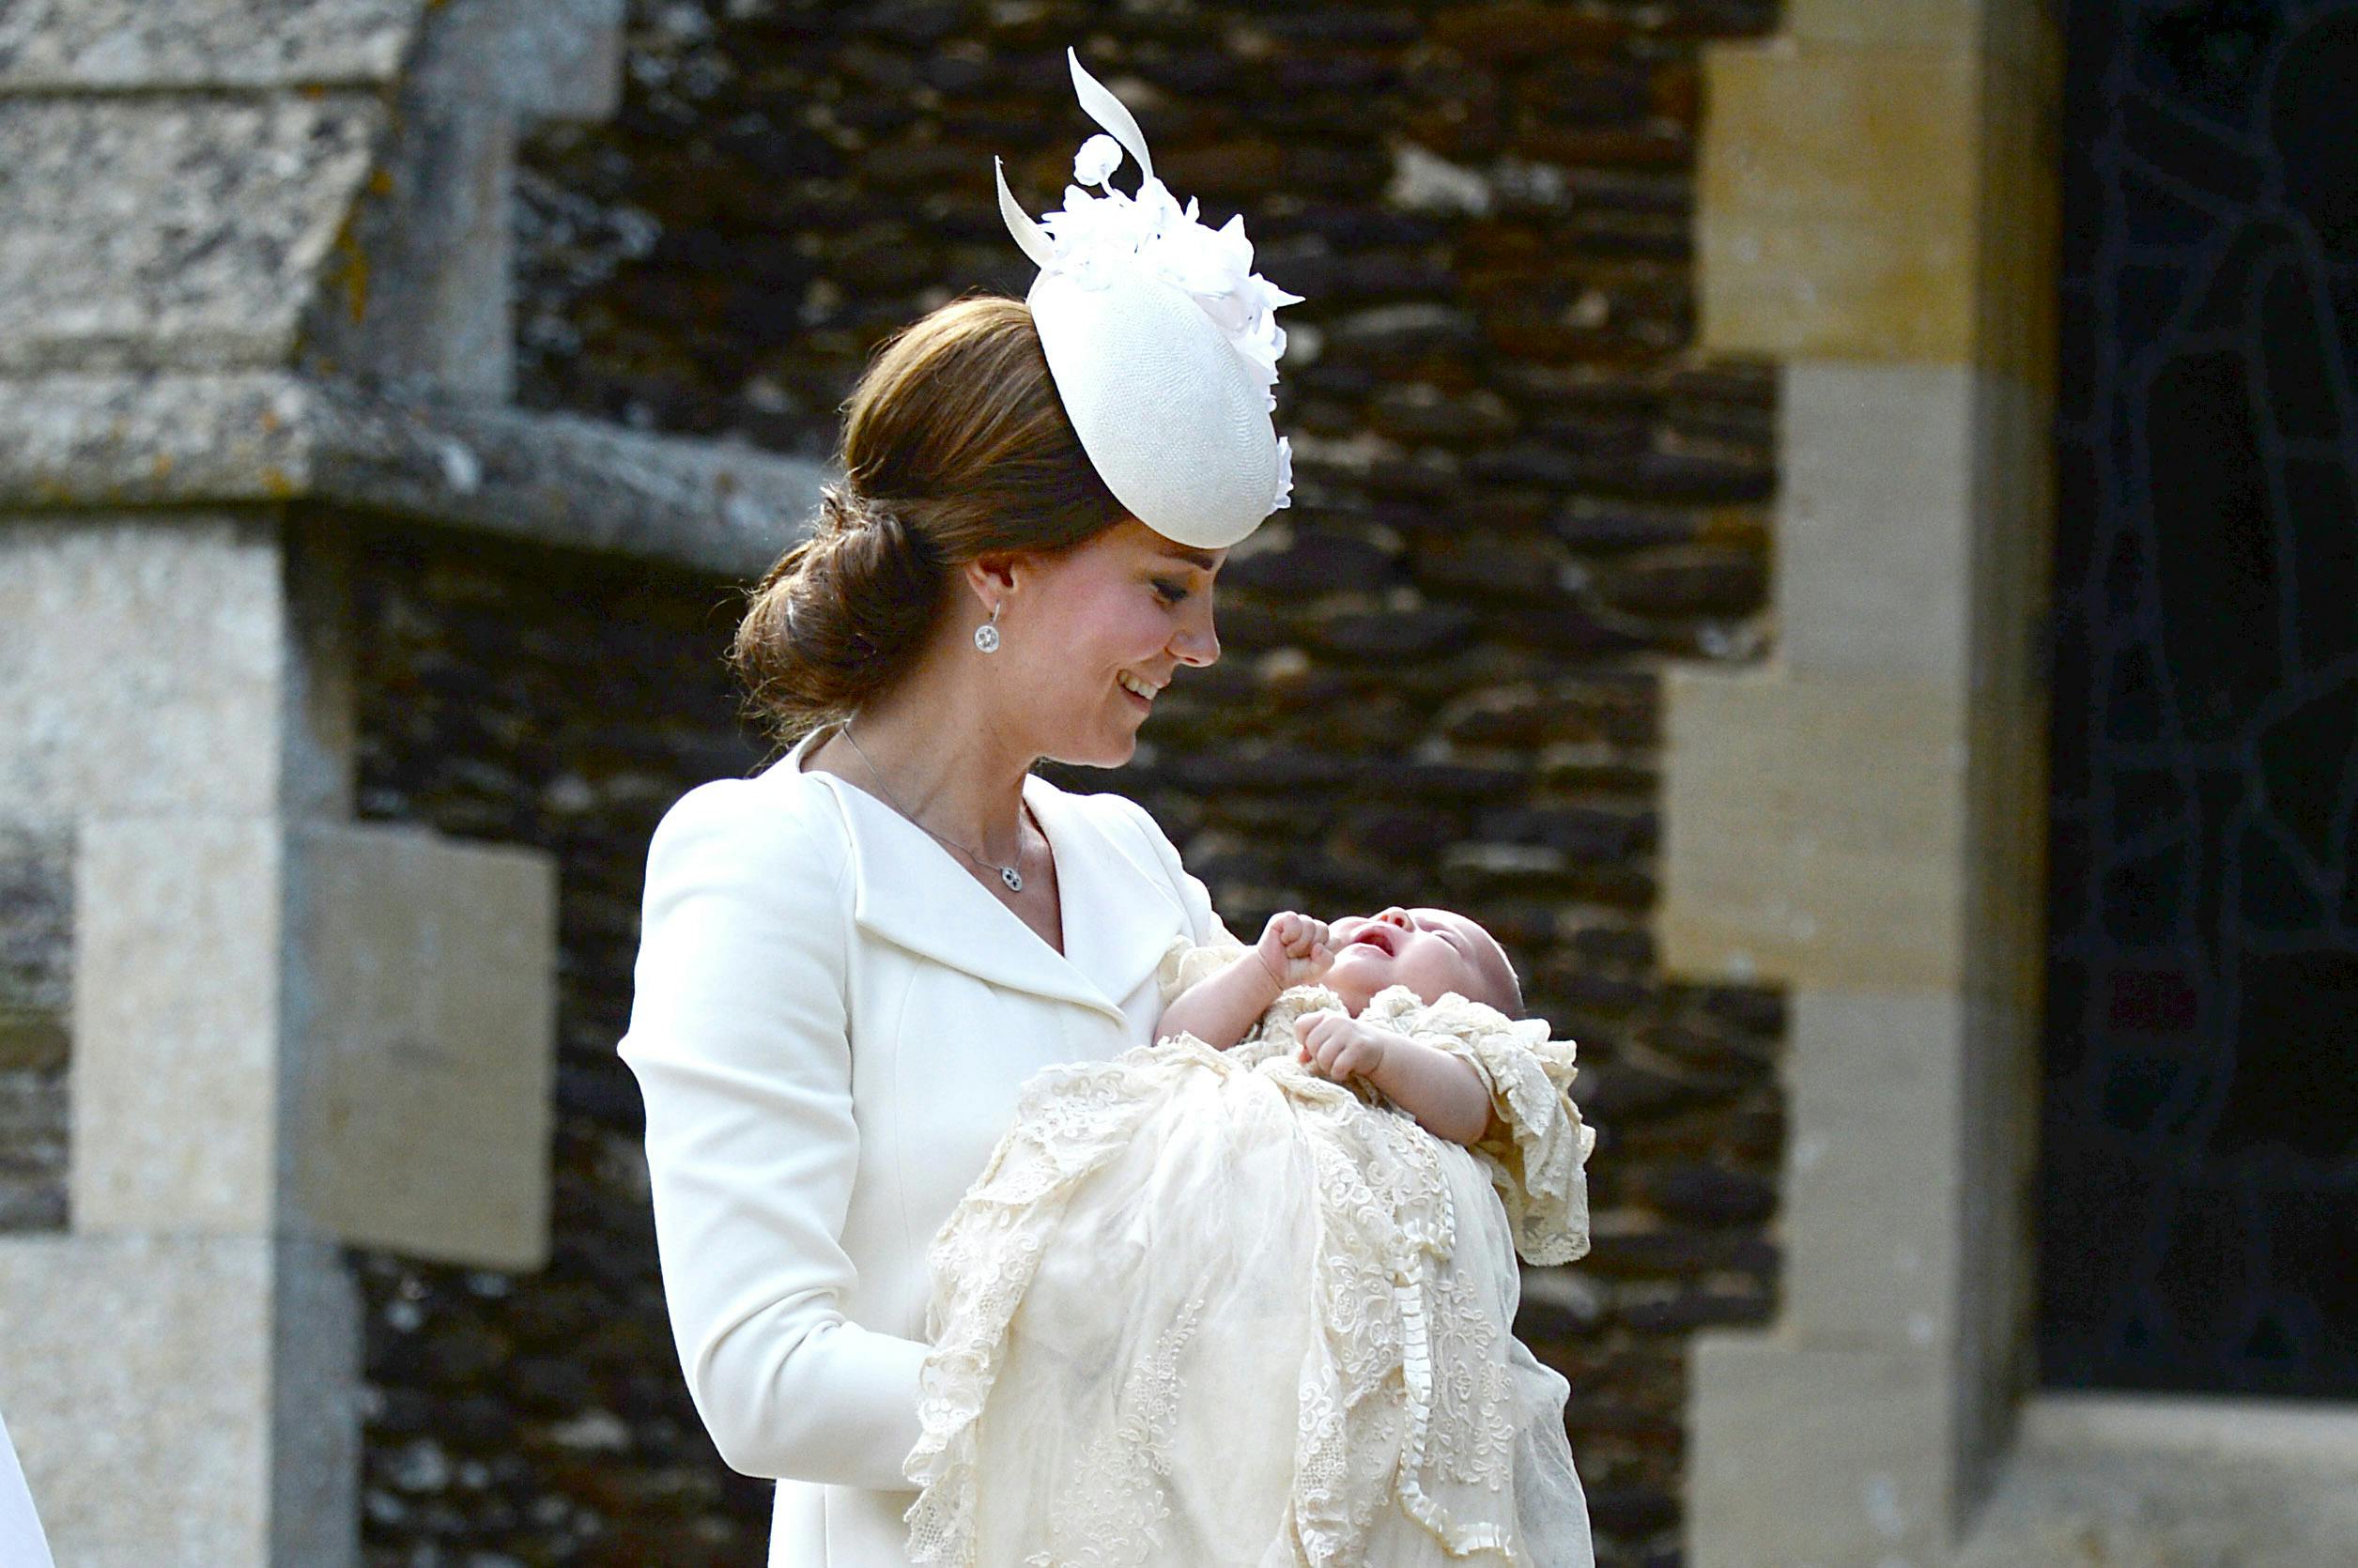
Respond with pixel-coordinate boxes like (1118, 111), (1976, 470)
(731, 295), (1128, 743)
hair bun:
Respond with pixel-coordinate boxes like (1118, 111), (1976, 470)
(818, 483), (882, 535)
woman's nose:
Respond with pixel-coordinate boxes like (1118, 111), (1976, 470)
(1171, 592), (1220, 667)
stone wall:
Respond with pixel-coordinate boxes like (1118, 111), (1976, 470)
(347, 4), (1788, 1564)
(344, 514), (773, 1563)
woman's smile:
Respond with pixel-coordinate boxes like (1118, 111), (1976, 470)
(1117, 669), (1163, 709)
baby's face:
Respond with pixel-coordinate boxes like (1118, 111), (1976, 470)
(1324, 906), (1518, 1015)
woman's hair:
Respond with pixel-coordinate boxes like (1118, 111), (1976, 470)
(731, 294), (1128, 742)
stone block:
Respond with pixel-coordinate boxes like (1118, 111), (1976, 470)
(0, 1232), (358, 1567)
(0, 373), (319, 509)
(1688, 1334), (1953, 1568)
(1782, 0), (2057, 75)
(1777, 361), (1979, 683)
(71, 819), (287, 1233)
(1779, 990), (1966, 1350)
(0, 97), (382, 375)
(287, 822), (558, 1268)
(413, 0), (625, 122)
(1698, 41), (1980, 364)
(303, 0), (624, 400)
(0, 379), (824, 579)
(1959, 1393), (2358, 1568)
(0, 0), (424, 89)
(1968, 40), (2064, 390)
(0, 515), (292, 822)
(1659, 667), (1971, 990)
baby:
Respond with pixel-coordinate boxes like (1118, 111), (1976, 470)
(1161, 905), (1527, 1147)
(905, 904), (1596, 1568)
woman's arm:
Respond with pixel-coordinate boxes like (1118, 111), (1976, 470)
(617, 778), (927, 1490)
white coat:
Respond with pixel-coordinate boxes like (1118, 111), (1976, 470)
(617, 725), (1231, 1565)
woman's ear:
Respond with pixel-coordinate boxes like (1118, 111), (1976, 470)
(962, 551), (1022, 610)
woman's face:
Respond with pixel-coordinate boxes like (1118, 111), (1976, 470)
(997, 517), (1225, 767)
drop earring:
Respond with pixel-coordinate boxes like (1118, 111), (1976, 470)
(973, 600), (1003, 653)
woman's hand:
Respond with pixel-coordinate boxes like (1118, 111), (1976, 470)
(1256, 911), (1335, 990)
(1294, 1010), (1387, 1082)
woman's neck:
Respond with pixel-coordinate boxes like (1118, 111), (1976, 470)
(827, 663), (1035, 861)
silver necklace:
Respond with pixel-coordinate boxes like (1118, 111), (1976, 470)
(840, 722), (1029, 892)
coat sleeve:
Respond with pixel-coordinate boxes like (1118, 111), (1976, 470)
(616, 777), (929, 1489)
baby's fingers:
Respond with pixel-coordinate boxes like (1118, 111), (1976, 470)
(1292, 1012), (1343, 1058)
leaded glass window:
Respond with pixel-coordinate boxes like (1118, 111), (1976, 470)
(2042, 0), (2358, 1399)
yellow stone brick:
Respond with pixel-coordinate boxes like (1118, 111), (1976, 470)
(1782, 0), (2055, 73)
(1658, 666), (1974, 991)
(1700, 40), (1984, 362)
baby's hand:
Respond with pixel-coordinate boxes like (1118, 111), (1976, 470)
(1295, 1011), (1388, 1084)
(1255, 911), (1334, 991)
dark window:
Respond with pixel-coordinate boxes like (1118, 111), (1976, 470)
(2042, 0), (2358, 1400)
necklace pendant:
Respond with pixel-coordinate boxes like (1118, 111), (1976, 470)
(1001, 866), (1024, 892)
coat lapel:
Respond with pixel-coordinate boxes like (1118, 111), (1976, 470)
(1023, 776), (1191, 1015)
(773, 735), (1182, 1023)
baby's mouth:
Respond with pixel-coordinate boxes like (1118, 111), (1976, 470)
(1346, 925), (1396, 957)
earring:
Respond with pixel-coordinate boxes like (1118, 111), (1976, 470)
(973, 601), (1003, 653)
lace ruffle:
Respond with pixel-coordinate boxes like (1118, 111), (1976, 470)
(903, 1047), (1187, 1561)
(1153, 928), (1250, 1008)
(1356, 987), (1595, 1267)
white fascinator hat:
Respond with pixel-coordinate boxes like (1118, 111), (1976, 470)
(994, 48), (1305, 550)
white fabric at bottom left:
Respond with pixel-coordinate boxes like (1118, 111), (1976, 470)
(0, 1407), (57, 1568)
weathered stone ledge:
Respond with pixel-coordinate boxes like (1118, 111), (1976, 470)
(0, 0), (425, 93)
(0, 373), (821, 577)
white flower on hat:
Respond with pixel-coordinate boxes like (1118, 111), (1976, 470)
(1040, 144), (1305, 416)
(1073, 132), (1124, 187)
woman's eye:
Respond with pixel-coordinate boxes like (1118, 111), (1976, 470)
(1151, 578), (1189, 604)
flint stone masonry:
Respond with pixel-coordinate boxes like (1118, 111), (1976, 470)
(0, 828), (69, 1061)
(0, 826), (69, 1232)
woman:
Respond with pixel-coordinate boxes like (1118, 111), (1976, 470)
(618, 51), (1305, 1564)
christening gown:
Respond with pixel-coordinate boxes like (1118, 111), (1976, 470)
(902, 936), (1599, 1567)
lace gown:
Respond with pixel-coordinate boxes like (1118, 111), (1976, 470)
(903, 940), (1598, 1567)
